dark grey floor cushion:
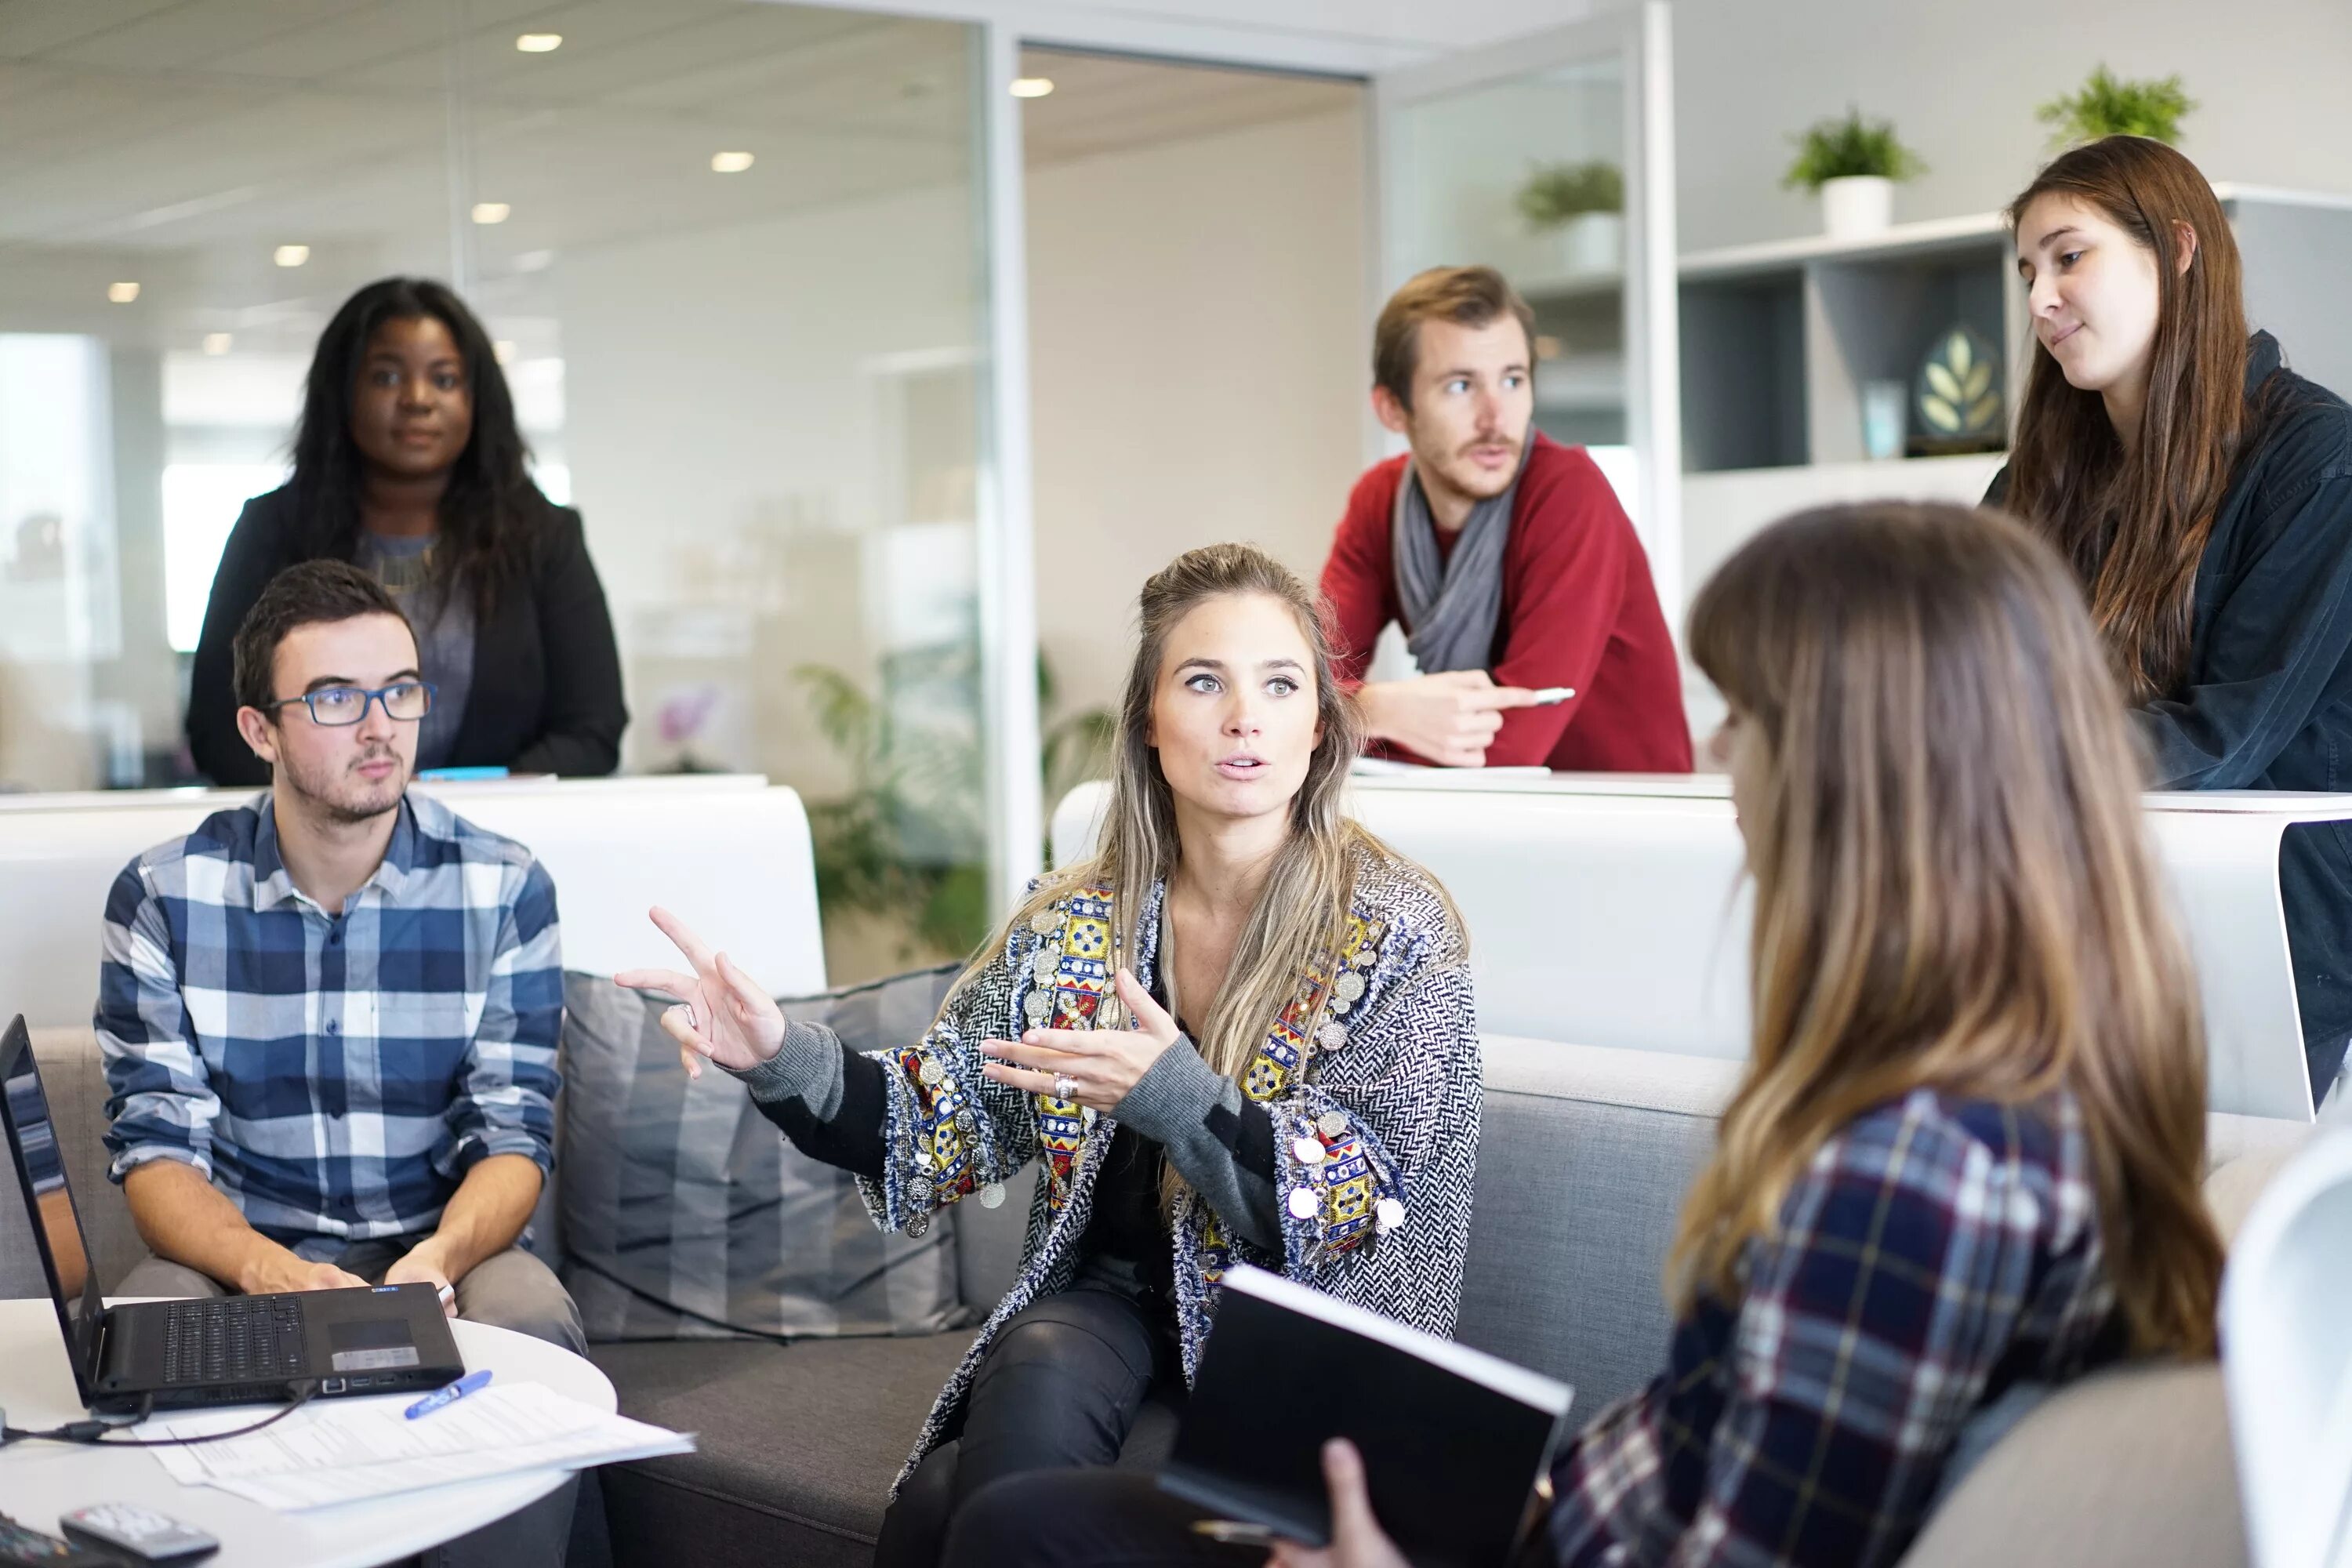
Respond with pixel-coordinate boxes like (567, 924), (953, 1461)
(559, 965), (966, 1341)
(593, 1334), (975, 1568)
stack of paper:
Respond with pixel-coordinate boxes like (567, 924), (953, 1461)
(143, 1383), (695, 1512)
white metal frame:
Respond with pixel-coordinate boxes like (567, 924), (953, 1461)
(976, 22), (1045, 912)
(1366, 1), (1683, 625)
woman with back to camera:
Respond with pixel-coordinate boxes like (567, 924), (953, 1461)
(187, 277), (626, 784)
(950, 503), (2225, 1568)
(617, 543), (1482, 1566)
(1994, 134), (2352, 1105)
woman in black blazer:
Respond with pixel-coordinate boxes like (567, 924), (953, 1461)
(187, 277), (626, 785)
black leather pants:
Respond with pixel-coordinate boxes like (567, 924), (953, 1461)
(873, 1286), (1178, 1568)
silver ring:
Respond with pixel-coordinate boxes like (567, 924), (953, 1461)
(1053, 1073), (1077, 1100)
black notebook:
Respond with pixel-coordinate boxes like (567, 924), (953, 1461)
(1159, 1265), (1574, 1567)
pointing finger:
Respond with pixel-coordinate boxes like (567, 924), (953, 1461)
(648, 906), (718, 971)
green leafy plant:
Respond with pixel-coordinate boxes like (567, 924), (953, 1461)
(1514, 161), (1624, 230)
(1782, 107), (1926, 191)
(795, 648), (1113, 963)
(2037, 65), (2194, 148)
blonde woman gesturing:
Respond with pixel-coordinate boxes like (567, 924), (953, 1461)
(619, 543), (1479, 1566)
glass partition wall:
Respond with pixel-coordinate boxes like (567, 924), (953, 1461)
(0, 0), (1012, 980)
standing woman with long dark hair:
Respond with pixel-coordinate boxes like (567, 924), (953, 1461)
(1992, 135), (2352, 1105)
(187, 277), (626, 783)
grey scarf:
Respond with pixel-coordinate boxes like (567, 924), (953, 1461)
(1391, 437), (1532, 674)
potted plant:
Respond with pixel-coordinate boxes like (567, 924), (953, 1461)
(2038, 65), (2194, 148)
(1783, 107), (1926, 241)
(1515, 160), (1625, 275)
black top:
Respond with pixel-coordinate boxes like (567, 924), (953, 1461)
(186, 485), (629, 784)
(1988, 332), (2352, 1093)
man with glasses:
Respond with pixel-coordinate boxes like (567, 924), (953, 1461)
(95, 561), (580, 1359)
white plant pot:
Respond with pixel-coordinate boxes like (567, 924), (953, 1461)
(1553, 211), (1624, 275)
(1819, 175), (1893, 240)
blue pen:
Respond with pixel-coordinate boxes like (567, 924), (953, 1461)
(407, 1368), (492, 1419)
(417, 766), (510, 782)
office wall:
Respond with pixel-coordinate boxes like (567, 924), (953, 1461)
(1025, 105), (1370, 720)
(1668, 0), (2352, 252)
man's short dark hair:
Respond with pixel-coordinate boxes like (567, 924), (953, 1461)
(1373, 265), (1537, 412)
(231, 561), (412, 713)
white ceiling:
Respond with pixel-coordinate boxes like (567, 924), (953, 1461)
(808, 0), (1613, 72)
(0, 0), (1368, 357)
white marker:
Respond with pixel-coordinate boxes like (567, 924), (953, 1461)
(1529, 687), (1577, 705)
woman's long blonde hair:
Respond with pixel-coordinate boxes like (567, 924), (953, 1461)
(1677, 502), (2221, 1356)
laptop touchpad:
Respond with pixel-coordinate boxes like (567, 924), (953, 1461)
(329, 1319), (420, 1371)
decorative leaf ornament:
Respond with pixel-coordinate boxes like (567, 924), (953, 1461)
(1915, 326), (2003, 441)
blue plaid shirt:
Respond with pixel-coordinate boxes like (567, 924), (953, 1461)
(1543, 1089), (2126, 1568)
(96, 790), (562, 1257)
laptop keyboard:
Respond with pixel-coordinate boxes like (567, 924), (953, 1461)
(160, 1295), (307, 1386)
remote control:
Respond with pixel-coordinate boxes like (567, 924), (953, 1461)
(58, 1506), (218, 1565)
(0, 1515), (122, 1565)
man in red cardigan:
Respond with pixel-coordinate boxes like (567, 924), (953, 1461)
(1320, 267), (1691, 771)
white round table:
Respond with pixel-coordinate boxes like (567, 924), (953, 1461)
(0, 1298), (615, 1567)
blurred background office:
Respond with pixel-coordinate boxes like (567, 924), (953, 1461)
(0, 0), (2347, 982)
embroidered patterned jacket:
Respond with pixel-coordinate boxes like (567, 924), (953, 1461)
(858, 844), (1480, 1491)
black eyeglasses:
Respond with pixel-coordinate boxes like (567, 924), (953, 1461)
(263, 681), (437, 727)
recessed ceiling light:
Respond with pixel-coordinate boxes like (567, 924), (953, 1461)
(1010, 77), (1054, 99)
(516, 33), (561, 53)
(493, 340), (517, 365)
(107, 281), (140, 304)
(471, 202), (511, 225)
(274, 244), (310, 268)
(202, 332), (232, 355)
(710, 151), (754, 174)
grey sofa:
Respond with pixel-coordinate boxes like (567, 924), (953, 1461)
(4, 1027), (2266, 1568)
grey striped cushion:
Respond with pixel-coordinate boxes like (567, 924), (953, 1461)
(556, 965), (969, 1342)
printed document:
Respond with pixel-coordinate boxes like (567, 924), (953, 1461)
(143, 1383), (695, 1511)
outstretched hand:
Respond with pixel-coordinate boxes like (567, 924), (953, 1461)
(978, 967), (1180, 1111)
(614, 906), (786, 1079)
(1269, 1439), (1410, 1568)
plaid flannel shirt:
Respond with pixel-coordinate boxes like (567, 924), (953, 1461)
(96, 789), (561, 1257)
(1543, 1088), (2125, 1568)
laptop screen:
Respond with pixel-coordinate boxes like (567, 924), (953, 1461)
(0, 1018), (106, 1398)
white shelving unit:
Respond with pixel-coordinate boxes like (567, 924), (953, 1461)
(1676, 183), (2352, 477)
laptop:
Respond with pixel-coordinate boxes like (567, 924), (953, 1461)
(0, 1014), (464, 1414)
